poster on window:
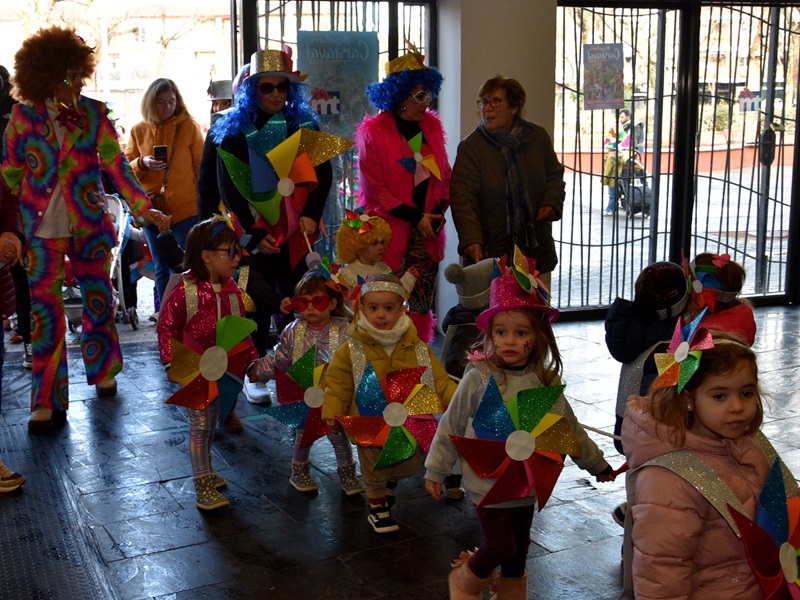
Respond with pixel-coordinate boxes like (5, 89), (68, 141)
(583, 43), (625, 110)
(297, 31), (379, 138)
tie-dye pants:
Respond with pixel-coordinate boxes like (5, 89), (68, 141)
(26, 237), (122, 411)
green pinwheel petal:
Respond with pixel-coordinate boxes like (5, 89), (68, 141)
(407, 132), (423, 154)
(217, 147), (282, 224)
(515, 385), (565, 432)
(677, 353), (701, 393)
(375, 426), (417, 469)
(287, 345), (317, 389)
(215, 315), (258, 351)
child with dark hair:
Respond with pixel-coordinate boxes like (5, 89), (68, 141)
(685, 252), (755, 346)
(605, 261), (689, 527)
(157, 216), (258, 510)
(249, 269), (362, 495)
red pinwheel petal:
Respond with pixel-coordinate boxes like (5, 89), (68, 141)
(166, 375), (215, 410)
(275, 368), (306, 405)
(728, 506), (785, 598)
(404, 416), (438, 453)
(701, 288), (717, 313)
(226, 343), (253, 379)
(527, 450), (564, 510)
(449, 435), (509, 478)
(382, 367), (426, 404)
(337, 415), (389, 447)
(478, 459), (531, 507)
(298, 407), (332, 449)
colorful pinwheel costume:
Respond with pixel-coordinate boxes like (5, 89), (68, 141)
(620, 323), (792, 598)
(157, 272), (258, 483)
(685, 253), (756, 346)
(322, 312), (457, 502)
(196, 47), (351, 353)
(250, 315), (361, 494)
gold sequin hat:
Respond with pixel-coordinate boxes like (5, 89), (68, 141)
(248, 45), (305, 82)
(385, 52), (427, 77)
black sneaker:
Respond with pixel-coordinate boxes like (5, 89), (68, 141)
(368, 504), (399, 534)
(22, 343), (32, 369)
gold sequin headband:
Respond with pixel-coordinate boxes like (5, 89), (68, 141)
(360, 280), (407, 301)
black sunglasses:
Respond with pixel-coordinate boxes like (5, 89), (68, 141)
(258, 81), (291, 95)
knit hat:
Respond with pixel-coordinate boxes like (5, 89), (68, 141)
(443, 258), (496, 311)
(476, 248), (558, 331)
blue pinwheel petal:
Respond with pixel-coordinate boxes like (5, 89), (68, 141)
(217, 374), (243, 426)
(355, 362), (388, 417)
(473, 376), (517, 441)
(398, 157), (417, 174)
(266, 401), (310, 430)
(249, 149), (280, 194)
(493, 260), (502, 278)
(697, 271), (724, 290)
(681, 307), (708, 343)
(756, 458), (789, 546)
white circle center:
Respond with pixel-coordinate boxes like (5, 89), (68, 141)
(304, 386), (324, 409)
(692, 279), (704, 293)
(359, 214), (370, 222)
(505, 430), (537, 461)
(383, 403), (408, 427)
(199, 346), (228, 381)
(277, 177), (295, 196)
(780, 542), (798, 583)
(674, 341), (690, 363)
(413, 152), (423, 163)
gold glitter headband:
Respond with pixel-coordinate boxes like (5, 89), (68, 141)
(359, 280), (407, 300)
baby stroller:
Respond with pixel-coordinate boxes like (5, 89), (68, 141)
(616, 154), (652, 218)
(64, 194), (140, 332)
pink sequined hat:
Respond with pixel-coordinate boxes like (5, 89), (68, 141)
(475, 252), (559, 331)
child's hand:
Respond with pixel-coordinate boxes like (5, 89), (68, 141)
(595, 472), (617, 483)
(324, 419), (337, 427)
(279, 297), (293, 315)
(406, 266), (420, 280)
(425, 479), (442, 501)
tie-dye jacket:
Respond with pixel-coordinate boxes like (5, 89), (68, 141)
(2, 95), (151, 260)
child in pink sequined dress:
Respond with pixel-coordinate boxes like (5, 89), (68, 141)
(157, 217), (258, 511)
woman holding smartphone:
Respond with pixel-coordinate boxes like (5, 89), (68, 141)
(355, 48), (451, 343)
(126, 78), (204, 314)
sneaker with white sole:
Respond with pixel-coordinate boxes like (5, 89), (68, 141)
(368, 504), (399, 534)
(0, 460), (25, 492)
(243, 379), (272, 405)
(22, 343), (33, 369)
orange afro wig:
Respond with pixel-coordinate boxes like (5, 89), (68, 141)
(335, 216), (392, 264)
(12, 25), (96, 105)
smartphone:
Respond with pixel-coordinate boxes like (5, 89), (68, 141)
(153, 145), (168, 162)
(433, 214), (446, 234)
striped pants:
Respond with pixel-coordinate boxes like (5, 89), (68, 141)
(26, 237), (122, 412)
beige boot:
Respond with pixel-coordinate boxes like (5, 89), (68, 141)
(193, 474), (230, 510)
(491, 573), (528, 600)
(448, 550), (494, 599)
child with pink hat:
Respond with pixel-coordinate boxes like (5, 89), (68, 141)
(424, 249), (615, 599)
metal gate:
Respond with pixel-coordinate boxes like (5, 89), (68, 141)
(554, 3), (799, 311)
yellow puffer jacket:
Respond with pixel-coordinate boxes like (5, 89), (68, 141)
(126, 111), (204, 224)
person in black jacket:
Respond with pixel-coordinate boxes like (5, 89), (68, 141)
(196, 49), (332, 354)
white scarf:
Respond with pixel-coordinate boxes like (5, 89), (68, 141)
(357, 312), (412, 355)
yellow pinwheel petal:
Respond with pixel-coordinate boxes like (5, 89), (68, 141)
(531, 412), (562, 438)
(404, 384), (443, 416)
(421, 155), (441, 180)
(169, 339), (201, 385)
(296, 129), (354, 166)
(266, 130), (302, 179)
(535, 417), (583, 457)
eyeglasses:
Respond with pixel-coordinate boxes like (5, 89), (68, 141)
(411, 90), (433, 104)
(477, 98), (505, 110)
(210, 244), (242, 261)
(289, 295), (331, 313)
(258, 81), (291, 95)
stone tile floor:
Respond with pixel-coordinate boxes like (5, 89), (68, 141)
(1, 305), (798, 599)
